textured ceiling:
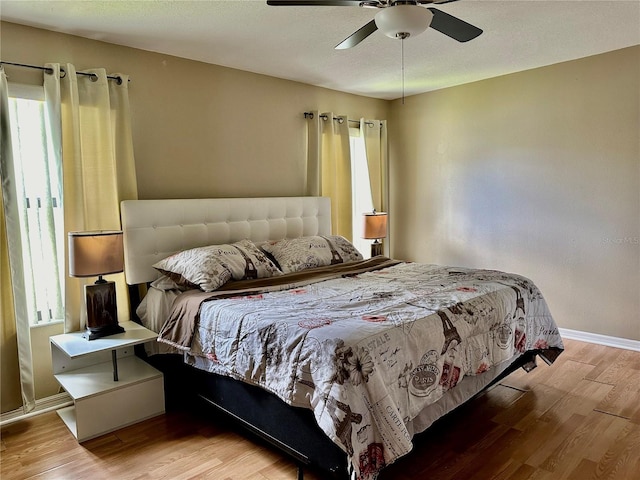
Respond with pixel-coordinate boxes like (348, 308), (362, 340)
(1, 0), (639, 100)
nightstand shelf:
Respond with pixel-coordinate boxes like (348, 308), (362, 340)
(50, 321), (165, 442)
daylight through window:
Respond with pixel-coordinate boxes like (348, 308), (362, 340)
(350, 127), (374, 258)
(7, 86), (64, 325)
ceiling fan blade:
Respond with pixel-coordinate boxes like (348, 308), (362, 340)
(267, 1), (362, 5)
(335, 20), (378, 50)
(427, 7), (482, 42)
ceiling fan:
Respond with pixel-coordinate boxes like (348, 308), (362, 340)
(266, 0), (482, 49)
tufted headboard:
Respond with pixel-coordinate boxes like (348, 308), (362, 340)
(120, 196), (331, 285)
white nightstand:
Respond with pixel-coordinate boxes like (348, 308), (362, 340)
(50, 321), (165, 442)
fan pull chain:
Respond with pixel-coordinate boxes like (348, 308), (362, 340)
(396, 32), (409, 104)
(401, 36), (405, 105)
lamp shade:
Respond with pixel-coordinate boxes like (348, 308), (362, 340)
(375, 5), (434, 39)
(68, 230), (124, 278)
(362, 212), (388, 240)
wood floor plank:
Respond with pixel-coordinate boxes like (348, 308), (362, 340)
(539, 359), (598, 393)
(524, 413), (587, 467)
(494, 461), (536, 480)
(2, 340), (639, 480)
(595, 369), (640, 419)
(537, 411), (612, 477)
(491, 384), (566, 430)
(566, 458), (599, 480)
(538, 378), (614, 428)
(585, 348), (639, 385)
(561, 339), (613, 365)
(462, 383), (527, 419)
(583, 413), (630, 465)
(593, 422), (640, 480)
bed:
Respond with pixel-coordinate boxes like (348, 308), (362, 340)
(121, 196), (563, 480)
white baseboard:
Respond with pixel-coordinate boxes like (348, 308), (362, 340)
(0, 392), (72, 427)
(559, 328), (640, 352)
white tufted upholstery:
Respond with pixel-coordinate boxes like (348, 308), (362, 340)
(120, 197), (331, 285)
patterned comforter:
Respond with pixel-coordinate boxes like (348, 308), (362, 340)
(158, 258), (563, 480)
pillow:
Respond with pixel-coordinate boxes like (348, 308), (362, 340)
(153, 247), (232, 292)
(261, 235), (363, 273)
(149, 275), (190, 292)
(153, 239), (282, 292)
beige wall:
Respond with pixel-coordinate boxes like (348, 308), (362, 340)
(389, 46), (640, 341)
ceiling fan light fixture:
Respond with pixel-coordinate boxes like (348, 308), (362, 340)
(374, 5), (434, 39)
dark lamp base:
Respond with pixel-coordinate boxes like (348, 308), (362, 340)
(84, 280), (124, 341)
(83, 323), (125, 340)
(370, 240), (384, 257)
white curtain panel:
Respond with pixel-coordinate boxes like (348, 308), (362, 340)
(361, 118), (389, 255)
(361, 118), (388, 213)
(44, 63), (138, 333)
(0, 67), (36, 413)
(306, 111), (352, 239)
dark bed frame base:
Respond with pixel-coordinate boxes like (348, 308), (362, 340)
(197, 376), (348, 479)
(140, 348), (536, 480)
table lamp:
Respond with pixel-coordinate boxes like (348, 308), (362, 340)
(68, 230), (125, 340)
(362, 210), (388, 257)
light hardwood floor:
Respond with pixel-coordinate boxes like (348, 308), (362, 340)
(2, 339), (639, 480)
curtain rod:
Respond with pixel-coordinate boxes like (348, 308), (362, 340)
(303, 111), (382, 128)
(0, 61), (128, 85)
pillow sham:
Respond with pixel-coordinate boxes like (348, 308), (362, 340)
(261, 235), (363, 273)
(153, 239), (282, 292)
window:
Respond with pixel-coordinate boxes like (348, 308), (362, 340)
(7, 84), (64, 325)
(349, 127), (374, 257)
